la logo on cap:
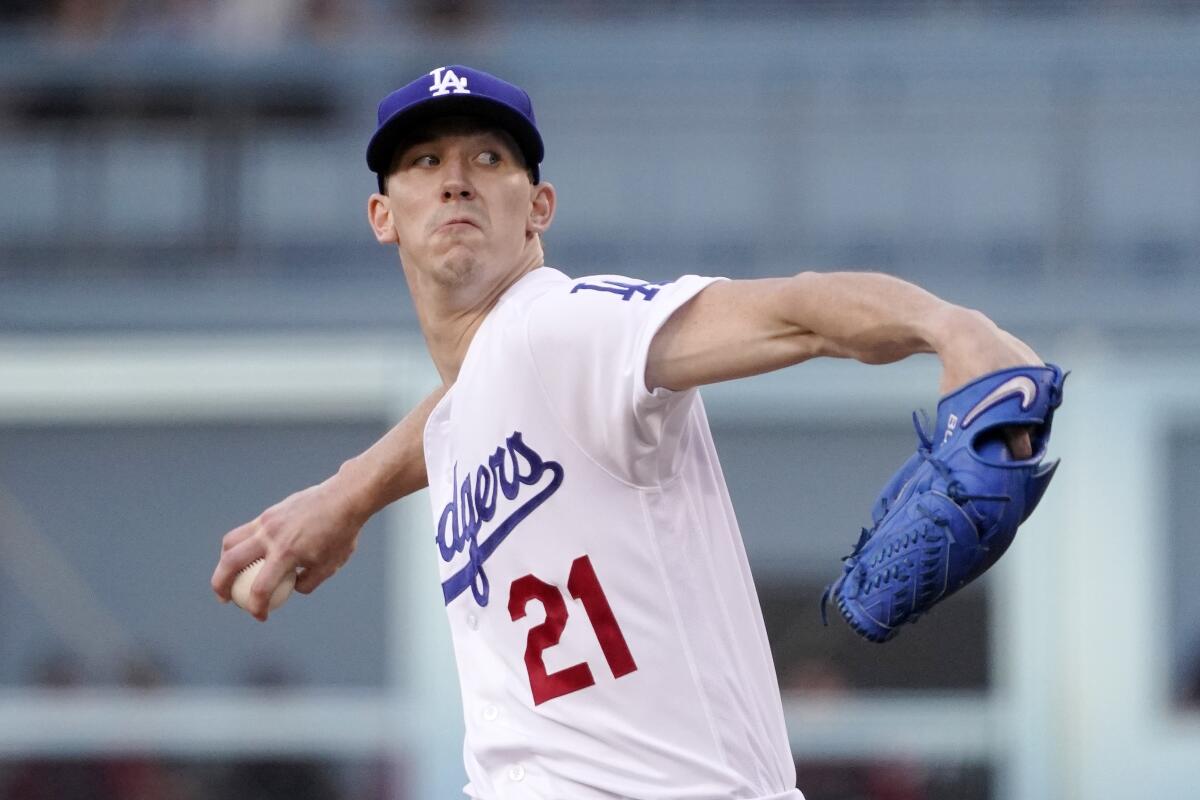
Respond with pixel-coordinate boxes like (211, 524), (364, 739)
(429, 66), (470, 97)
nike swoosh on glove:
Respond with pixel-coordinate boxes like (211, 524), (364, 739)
(821, 363), (1067, 643)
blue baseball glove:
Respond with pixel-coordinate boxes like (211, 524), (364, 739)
(821, 363), (1067, 642)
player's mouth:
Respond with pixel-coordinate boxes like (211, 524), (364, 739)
(435, 217), (482, 233)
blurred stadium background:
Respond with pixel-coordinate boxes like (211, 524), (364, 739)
(1, 1), (1198, 798)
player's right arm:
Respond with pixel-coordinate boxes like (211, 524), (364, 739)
(211, 385), (442, 620)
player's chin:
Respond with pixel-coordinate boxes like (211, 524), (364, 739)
(430, 251), (483, 287)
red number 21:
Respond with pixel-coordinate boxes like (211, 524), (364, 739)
(507, 554), (638, 706)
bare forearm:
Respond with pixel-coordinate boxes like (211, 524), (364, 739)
(647, 270), (1039, 394)
(788, 271), (1041, 393)
(786, 271), (953, 365)
(333, 385), (445, 522)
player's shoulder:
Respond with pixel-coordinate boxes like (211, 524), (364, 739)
(531, 272), (678, 312)
(519, 271), (668, 357)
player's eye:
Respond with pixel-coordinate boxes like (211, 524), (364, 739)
(476, 151), (501, 166)
(412, 154), (439, 167)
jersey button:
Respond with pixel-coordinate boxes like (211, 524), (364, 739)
(507, 764), (525, 782)
(466, 613), (479, 630)
(482, 704), (499, 722)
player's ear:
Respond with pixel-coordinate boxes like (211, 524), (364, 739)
(527, 180), (556, 238)
(368, 192), (400, 245)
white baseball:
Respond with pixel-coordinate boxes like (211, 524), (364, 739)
(231, 558), (296, 613)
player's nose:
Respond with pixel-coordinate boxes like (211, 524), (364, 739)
(441, 184), (474, 201)
(439, 159), (475, 201)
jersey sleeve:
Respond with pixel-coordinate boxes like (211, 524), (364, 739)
(524, 273), (725, 487)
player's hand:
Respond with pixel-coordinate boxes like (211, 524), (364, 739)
(211, 473), (369, 621)
(933, 307), (1043, 459)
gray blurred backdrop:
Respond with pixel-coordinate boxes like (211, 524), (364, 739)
(1, 2), (1198, 799)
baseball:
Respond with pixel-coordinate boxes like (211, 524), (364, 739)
(230, 558), (295, 613)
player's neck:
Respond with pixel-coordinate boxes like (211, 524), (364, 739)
(421, 305), (490, 386)
(408, 254), (543, 385)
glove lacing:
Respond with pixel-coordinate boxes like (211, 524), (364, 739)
(819, 411), (1012, 627)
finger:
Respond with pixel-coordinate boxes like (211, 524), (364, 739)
(294, 564), (335, 595)
(221, 519), (259, 553)
(248, 555), (298, 622)
(1003, 426), (1034, 460)
(211, 537), (267, 603)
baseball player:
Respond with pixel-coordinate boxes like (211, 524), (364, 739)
(212, 65), (1041, 798)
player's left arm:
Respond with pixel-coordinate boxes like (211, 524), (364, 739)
(647, 271), (1040, 425)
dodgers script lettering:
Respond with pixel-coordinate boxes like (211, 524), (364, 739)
(437, 432), (564, 607)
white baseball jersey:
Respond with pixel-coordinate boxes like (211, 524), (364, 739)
(423, 266), (804, 800)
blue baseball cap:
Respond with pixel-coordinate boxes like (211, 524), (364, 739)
(367, 65), (544, 186)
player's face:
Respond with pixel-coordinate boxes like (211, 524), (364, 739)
(373, 118), (550, 293)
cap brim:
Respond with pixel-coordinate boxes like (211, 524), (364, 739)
(366, 94), (544, 180)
